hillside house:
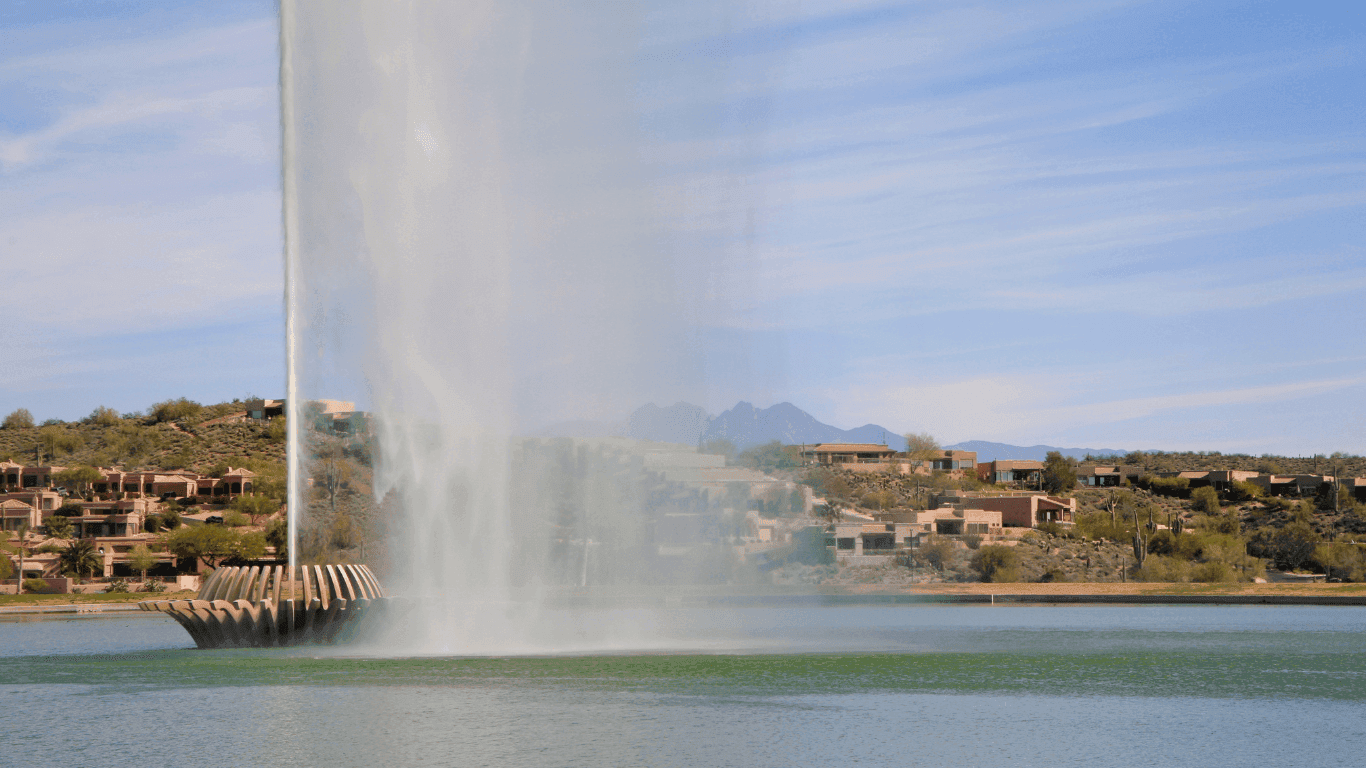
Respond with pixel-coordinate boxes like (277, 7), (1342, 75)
(978, 460), (1043, 486)
(1076, 465), (1144, 487)
(0, 462), (59, 490)
(801, 443), (897, 466)
(942, 492), (1075, 527)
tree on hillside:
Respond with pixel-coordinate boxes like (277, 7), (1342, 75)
(230, 494), (279, 526)
(904, 432), (941, 460)
(149, 398), (203, 424)
(53, 466), (102, 495)
(1042, 451), (1077, 495)
(35, 426), (82, 462)
(84, 406), (122, 427)
(3, 408), (34, 430)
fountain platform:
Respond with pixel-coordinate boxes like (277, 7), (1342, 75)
(141, 564), (402, 648)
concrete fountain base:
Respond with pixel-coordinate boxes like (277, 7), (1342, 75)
(141, 564), (402, 648)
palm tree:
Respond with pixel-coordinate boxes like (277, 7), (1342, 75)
(60, 539), (101, 581)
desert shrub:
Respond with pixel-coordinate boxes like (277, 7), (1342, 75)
(140, 580), (168, 593)
(265, 517), (288, 555)
(265, 416), (287, 443)
(161, 509), (182, 530)
(23, 578), (52, 593)
(1248, 522), (1320, 571)
(1312, 542), (1366, 581)
(1229, 481), (1264, 502)
(223, 511), (250, 527)
(859, 490), (897, 510)
(104, 578), (133, 594)
(1191, 486), (1221, 515)
(1075, 511), (1131, 542)
(1191, 560), (1238, 583)
(143, 514), (163, 534)
(961, 533), (983, 550)
(85, 406), (122, 426)
(3, 408), (35, 429)
(970, 545), (1019, 582)
(149, 398), (203, 424)
(1036, 521), (1064, 537)
(1134, 555), (1193, 582)
(800, 468), (851, 499)
(1038, 568), (1069, 583)
(912, 537), (957, 571)
(1141, 475), (1190, 497)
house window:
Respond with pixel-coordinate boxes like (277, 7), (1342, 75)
(22, 475), (37, 488)
(836, 537), (856, 550)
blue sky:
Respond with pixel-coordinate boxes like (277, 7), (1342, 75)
(2, 1), (1363, 455)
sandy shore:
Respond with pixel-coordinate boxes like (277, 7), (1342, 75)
(842, 582), (1366, 596)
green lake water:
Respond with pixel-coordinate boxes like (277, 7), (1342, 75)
(3, 605), (1364, 766)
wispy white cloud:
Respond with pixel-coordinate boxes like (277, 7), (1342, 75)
(820, 371), (1366, 450)
(0, 86), (272, 169)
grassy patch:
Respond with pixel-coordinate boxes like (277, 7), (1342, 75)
(0, 590), (196, 607)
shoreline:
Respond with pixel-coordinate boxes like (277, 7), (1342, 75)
(4, 583), (1363, 615)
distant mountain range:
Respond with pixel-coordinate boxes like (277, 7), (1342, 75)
(537, 401), (1131, 460)
(619, 401), (904, 451)
(943, 440), (1132, 463)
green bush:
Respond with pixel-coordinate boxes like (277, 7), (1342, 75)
(1191, 486), (1221, 514)
(1229, 481), (1264, 502)
(1191, 560), (1239, 583)
(23, 578), (52, 594)
(223, 511), (250, 527)
(140, 580), (168, 593)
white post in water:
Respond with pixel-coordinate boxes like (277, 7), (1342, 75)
(279, 0), (301, 574)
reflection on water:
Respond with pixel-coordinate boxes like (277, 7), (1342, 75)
(3, 606), (1365, 766)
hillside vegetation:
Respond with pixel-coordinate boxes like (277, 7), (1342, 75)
(0, 399), (285, 475)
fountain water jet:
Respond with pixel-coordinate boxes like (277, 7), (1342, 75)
(156, 0), (773, 652)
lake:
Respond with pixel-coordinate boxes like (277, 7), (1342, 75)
(2, 605), (1364, 766)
